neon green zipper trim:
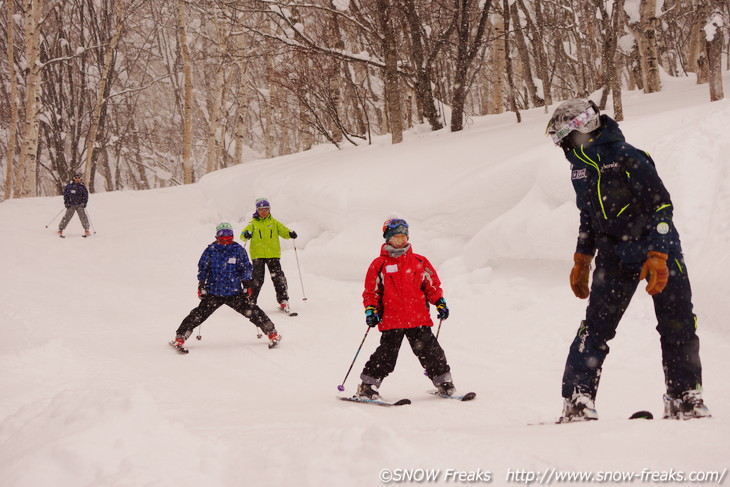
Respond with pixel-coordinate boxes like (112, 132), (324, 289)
(656, 204), (672, 212)
(617, 203), (630, 217)
(573, 147), (607, 219)
(675, 258), (684, 274)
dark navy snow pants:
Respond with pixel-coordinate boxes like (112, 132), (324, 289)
(361, 326), (451, 387)
(176, 294), (274, 337)
(562, 249), (702, 399)
(250, 258), (289, 304)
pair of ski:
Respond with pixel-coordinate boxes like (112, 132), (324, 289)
(59, 234), (90, 238)
(169, 336), (281, 354)
(529, 410), (654, 425)
(340, 390), (477, 407)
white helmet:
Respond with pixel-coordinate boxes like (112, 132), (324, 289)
(547, 99), (601, 145)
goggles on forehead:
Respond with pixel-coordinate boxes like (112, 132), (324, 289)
(384, 219), (408, 230)
(548, 106), (598, 144)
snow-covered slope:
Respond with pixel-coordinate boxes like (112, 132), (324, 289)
(1, 74), (729, 486)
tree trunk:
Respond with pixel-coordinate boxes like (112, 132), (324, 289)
(489, 8), (506, 114)
(4, 0), (19, 199)
(16, 0), (43, 198)
(639, 0), (661, 93)
(503, 0), (520, 122)
(706, 2), (724, 101)
(509, 1), (542, 107)
(177, 0), (193, 183)
(375, 0), (403, 144)
(83, 0), (125, 188)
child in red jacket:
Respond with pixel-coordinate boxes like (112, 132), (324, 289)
(357, 218), (454, 399)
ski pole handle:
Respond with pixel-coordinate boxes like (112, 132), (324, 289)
(337, 327), (371, 392)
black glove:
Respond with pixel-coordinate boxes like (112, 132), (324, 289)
(197, 281), (207, 300)
(365, 306), (381, 327)
(435, 298), (449, 320)
(242, 230), (252, 240)
(289, 231), (297, 239)
(82, 204), (87, 208)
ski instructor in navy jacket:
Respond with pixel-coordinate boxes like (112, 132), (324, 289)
(546, 99), (710, 422)
(58, 173), (91, 237)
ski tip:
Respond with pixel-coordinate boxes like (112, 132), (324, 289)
(288, 312), (298, 316)
(460, 392), (477, 401)
(393, 398), (412, 406)
(629, 410), (654, 420)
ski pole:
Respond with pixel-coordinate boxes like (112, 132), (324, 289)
(85, 209), (97, 234)
(196, 323), (203, 340)
(424, 318), (445, 376)
(293, 239), (307, 302)
(45, 208), (65, 228)
(337, 327), (371, 392)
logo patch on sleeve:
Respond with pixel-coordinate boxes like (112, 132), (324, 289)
(572, 169), (587, 180)
(656, 222), (670, 235)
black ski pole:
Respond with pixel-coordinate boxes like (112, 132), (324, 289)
(435, 318), (443, 339)
(293, 240), (307, 301)
(337, 327), (371, 392)
(45, 208), (65, 228)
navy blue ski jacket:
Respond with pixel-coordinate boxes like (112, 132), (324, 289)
(63, 181), (88, 207)
(565, 115), (682, 266)
(197, 241), (253, 296)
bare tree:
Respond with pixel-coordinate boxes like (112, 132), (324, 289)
(177, 0), (193, 183)
(706, 0), (725, 101)
(4, 0), (19, 199)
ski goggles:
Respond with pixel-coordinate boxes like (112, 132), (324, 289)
(383, 219), (408, 231)
(548, 106), (598, 144)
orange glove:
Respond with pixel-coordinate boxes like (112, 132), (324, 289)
(639, 251), (669, 295)
(569, 252), (593, 299)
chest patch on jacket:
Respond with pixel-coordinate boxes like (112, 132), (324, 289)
(385, 264), (398, 273)
(572, 169), (587, 180)
(228, 258), (237, 264)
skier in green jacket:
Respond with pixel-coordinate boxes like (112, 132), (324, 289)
(240, 198), (298, 314)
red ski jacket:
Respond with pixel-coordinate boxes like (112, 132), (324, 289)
(362, 244), (444, 331)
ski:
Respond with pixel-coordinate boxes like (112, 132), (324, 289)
(279, 307), (298, 317)
(428, 390), (477, 401)
(339, 396), (411, 407)
(629, 410), (654, 420)
(169, 341), (189, 354)
(529, 411), (653, 426)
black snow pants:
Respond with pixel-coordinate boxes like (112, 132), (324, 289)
(250, 258), (289, 304)
(176, 293), (275, 337)
(361, 326), (451, 387)
(562, 248), (702, 399)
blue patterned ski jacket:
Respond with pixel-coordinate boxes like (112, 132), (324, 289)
(197, 241), (253, 296)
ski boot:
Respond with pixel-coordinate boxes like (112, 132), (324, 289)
(83, 229), (91, 238)
(279, 300), (290, 314)
(357, 382), (381, 400)
(663, 389), (711, 419)
(558, 391), (598, 423)
(437, 381), (456, 397)
(267, 331), (282, 349)
(57, 230), (64, 238)
(170, 334), (187, 353)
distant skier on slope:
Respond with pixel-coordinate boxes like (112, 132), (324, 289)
(546, 99), (710, 421)
(58, 173), (91, 238)
(240, 197), (298, 314)
(171, 223), (281, 351)
(355, 218), (455, 400)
